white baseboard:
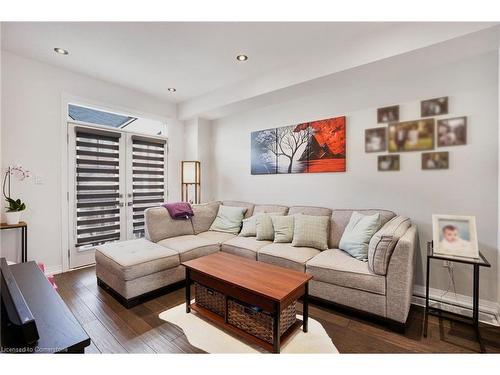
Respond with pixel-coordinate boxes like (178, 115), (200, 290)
(412, 285), (499, 326)
(43, 264), (63, 276)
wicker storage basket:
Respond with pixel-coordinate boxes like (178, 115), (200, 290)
(227, 299), (296, 344)
(194, 282), (225, 317)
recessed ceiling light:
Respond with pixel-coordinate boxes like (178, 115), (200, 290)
(54, 47), (69, 55)
(236, 54), (248, 62)
(167, 88), (176, 92)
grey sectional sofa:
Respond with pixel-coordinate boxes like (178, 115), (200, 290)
(95, 200), (417, 327)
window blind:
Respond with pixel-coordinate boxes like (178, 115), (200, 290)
(75, 130), (121, 247)
(132, 138), (166, 237)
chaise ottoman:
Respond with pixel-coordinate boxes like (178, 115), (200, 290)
(95, 238), (185, 307)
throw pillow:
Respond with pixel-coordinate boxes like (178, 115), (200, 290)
(272, 215), (295, 243)
(209, 205), (247, 234)
(256, 213), (281, 241)
(339, 212), (381, 261)
(191, 201), (221, 234)
(292, 215), (330, 250)
(239, 215), (261, 237)
(368, 216), (411, 275)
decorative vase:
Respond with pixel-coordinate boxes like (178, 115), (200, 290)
(5, 211), (21, 225)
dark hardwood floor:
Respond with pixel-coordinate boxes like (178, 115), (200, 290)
(54, 266), (500, 354)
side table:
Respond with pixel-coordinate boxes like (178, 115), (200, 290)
(0, 221), (28, 262)
(423, 241), (491, 353)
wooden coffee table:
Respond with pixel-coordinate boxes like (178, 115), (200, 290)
(182, 252), (312, 353)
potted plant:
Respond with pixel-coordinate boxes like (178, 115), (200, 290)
(2, 165), (30, 225)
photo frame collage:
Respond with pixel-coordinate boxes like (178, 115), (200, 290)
(365, 97), (467, 171)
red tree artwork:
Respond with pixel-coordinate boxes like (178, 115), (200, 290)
(296, 116), (346, 173)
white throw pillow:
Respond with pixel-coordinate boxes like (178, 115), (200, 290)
(209, 205), (247, 234)
(339, 212), (381, 261)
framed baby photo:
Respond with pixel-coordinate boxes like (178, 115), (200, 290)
(432, 214), (479, 259)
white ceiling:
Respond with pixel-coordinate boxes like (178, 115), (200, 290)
(2, 22), (498, 119)
(1, 22), (390, 101)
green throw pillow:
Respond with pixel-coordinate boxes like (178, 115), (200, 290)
(256, 213), (282, 241)
(292, 215), (330, 250)
(272, 215), (294, 243)
(209, 205), (247, 234)
(339, 211), (381, 261)
(239, 214), (261, 237)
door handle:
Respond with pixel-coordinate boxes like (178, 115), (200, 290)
(127, 202), (133, 206)
(119, 202), (124, 207)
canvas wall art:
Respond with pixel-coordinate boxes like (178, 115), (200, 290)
(378, 155), (400, 171)
(276, 125), (309, 173)
(388, 119), (434, 152)
(421, 96), (448, 117)
(365, 127), (387, 152)
(437, 116), (467, 147)
(377, 105), (399, 123)
(250, 116), (346, 175)
(422, 151), (449, 170)
(251, 128), (278, 174)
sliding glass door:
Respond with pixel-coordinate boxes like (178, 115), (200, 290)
(68, 123), (167, 268)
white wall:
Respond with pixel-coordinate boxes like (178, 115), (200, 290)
(211, 51), (499, 304)
(183, 117), (214, 202)
(0, 51), (184, 272)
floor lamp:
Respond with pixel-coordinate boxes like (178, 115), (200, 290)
(181, 161), (201, 204)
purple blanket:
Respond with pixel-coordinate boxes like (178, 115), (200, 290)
(162, 202), (194, 220)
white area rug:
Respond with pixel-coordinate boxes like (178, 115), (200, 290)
(159, 303), (338, 354)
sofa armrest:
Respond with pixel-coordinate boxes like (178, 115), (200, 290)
(144, 206), (194, 242)
(385, 225), (417, 324)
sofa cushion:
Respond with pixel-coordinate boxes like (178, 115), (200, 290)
(292, 214), (330, 250)
(95, 239), (180, 281)
(221, 236), (272, 260)
(271, 215), (294, 243)
(288, 206), (332, 217)
(258, 243), (320, 272)
(306, 249), (386, 295)
(209, 205), (247, 234)
(339, 212), (381, 261)
(197, 230), (236, 244)
(191, 201), (220, 234)
(157, 235), (219, 262)
(368, 216), (411, 275)
(222, 201), (255, 218)
(254, 204), (289, 215)
(144, 206), (194, 242)
(329, 209), (396, 249)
